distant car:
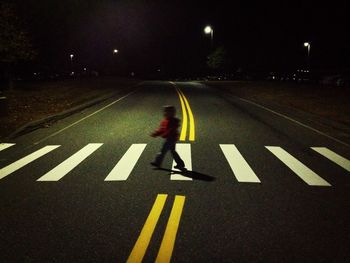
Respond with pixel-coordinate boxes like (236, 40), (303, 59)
(320, 74), (346, 87)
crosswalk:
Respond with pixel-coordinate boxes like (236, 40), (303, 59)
(0, 142), (349, 186)
(105, 144), (146, 181)
(0, 143), (15, 152)
(311, 147), (350, 172)
(171, 144), (192, 181)
(37, 143), (103, 181)
(266, 146), (331, 186)
(0, 145), (60, 180)
(220, 144), (261, 183)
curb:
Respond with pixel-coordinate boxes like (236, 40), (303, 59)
(6, 81), (144, 140)
(199, 81), (350, 134)
(6, 92), (118, 140)
(239, 96), (350, 136)
(214, 87), (350, 145)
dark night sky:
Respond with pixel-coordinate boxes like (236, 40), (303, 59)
(9, 0), (350, 75)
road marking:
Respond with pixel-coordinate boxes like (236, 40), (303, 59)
(220, 144), (261, 183)
(104, 144), (146, 181)
(0, 143), (15, 152)
(177, 90), (188, 141)
(178, 89), (195, 141)
(37, 143), (102, 181)
(171, 144), (192, 180)
(0, 146), (60, 180)
(239, 97), (350, 148)
(33, 89), (139, 146)
(155, 195), (186, 263)
(266, 146), (331, 186)
(311, 147), (350, 172)
(127, 194), (168, 263)
(169, 81), (195, 141)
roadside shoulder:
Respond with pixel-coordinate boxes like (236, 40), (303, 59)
(211, 83), (350, 145)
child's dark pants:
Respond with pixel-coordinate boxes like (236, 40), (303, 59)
(154, 139), (185, 167)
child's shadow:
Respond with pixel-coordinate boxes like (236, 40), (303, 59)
(154, 168), (215, 182)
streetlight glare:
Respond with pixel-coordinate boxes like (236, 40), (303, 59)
(304, 42), (310, 47)
(204, 26), (212, 34)
(113, 49), (118, 54)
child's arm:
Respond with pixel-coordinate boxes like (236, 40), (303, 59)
(150, 120), (166, 137)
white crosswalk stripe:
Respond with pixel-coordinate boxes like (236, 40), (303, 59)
(105, 144), (147, 181)
(1, 142), (349, 186)
(0, 145), (60, 180)
(220, 144), (261, 183)
(311, 147), (350, 172)
(266, 146), (331, 186)
(0, 143), (15, 152)
(37, 143), (103, 181)
(171, 144), (192, 181)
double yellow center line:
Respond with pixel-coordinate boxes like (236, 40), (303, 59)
(170, 82), (195, 141)
(127, 194), (186, 263)
(127, 82), (194, 262)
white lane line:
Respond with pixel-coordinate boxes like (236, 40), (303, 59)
(0, 143), (15, 152)
(311, 147), (350, 172)
(266, 146), (331, 186)
(220, 144), (261, 183)
(239, 97), (350, 148)
(171, 144), (192, 181)
(0, 146), (60, 180)
(104, 144), (147, 181)
(37, 143), (103, 181)
(33, 88), (140, 145)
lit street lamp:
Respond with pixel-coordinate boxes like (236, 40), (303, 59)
(304, 42), (310, 56)
(204, 25), (214, 46)
(304, 42), (311, 70)
(69, 54), (74, 74)
(112, 49), (119, 75)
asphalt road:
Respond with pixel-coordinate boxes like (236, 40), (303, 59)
(1, 81), (350, 262)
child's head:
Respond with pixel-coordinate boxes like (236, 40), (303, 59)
(163, 105), (176, 118)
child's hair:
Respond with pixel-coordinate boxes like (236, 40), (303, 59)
(163, 105), (176, 116)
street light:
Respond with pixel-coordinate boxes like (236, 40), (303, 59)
(204, 25), (214, 46)
(304, 42), (311, 70)
(304, 42), (310, 56)
(112, 49), (119, 75)
(69, 54), (74, 74)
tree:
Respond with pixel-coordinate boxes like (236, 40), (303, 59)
(207, 46), (227, 71)
(0, 3), (36, 88)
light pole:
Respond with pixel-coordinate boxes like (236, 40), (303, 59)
(304, 42), (310, 70)
(112, 49), (119, 75)
(69, 54), (74, 73)
(204, 25), (214, 46)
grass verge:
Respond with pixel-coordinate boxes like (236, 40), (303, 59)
(0, 77), (140, 139)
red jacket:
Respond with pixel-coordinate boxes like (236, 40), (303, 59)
(152, 117), (180, 140)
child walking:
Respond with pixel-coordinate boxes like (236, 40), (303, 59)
(150, 105), (186, 170)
